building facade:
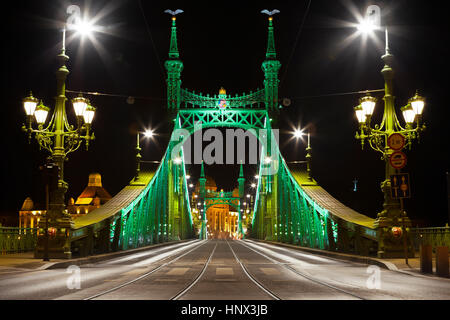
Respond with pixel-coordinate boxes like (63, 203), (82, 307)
(192, 176), (240, 239)
(19, 173), (112, 229)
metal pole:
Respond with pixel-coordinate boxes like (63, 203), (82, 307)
(400, 198), (408, 265)
(44, 165), (50, 262)
(135, 133), (141, 180)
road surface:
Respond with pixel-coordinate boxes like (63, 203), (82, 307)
(0, 239), (449, 300)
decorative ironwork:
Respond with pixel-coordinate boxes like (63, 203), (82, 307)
(181, 89), (265, 109)
(0, 227), (38, 254)
(177, 109), (268, 131)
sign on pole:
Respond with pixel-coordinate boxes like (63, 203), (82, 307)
(389, 151), (407, 169)
(387, 133), (406, 151)
(390, 173), (411, 199)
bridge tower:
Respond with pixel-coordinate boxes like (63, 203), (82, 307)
(162, 11), (283, 241)
(165, 15), (183, 118)
(260, 14), (281, 241)
(262, 15), (281, 123)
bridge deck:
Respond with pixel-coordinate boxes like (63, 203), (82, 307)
(288, 167), (375, 230)
(73, 171), (155, 231)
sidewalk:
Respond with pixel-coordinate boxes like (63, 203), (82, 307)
(0, 252), (65, 270)
(0, 239), (193, 271)
(258, 240), (450, 279)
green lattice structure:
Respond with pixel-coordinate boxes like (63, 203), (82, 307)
(69, 12), (378, 257)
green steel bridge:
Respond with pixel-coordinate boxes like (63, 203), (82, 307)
(65, 15), (380, 258)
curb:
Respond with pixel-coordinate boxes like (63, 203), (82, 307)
(250, 239), (395, 270)
(43, 239), (196, 270)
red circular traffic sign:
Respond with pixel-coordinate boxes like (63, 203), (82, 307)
(391, 227), (403, 238)
(389, 151), (407, 169)
(387, 133), (406, 151)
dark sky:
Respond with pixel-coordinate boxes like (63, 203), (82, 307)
(2, 0), (449, 226)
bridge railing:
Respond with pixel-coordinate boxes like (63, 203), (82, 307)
(410, 226), (450, 252)
(0, 227), (38, 254)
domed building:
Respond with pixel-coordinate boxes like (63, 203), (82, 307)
(67, 173), (112, 217)
(192, 179), (239, 239)
(191, 163), (245, 239)
(19, 173), (113, 229)
(18, 197), (45, 229)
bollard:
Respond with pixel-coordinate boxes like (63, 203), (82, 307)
(435, 246), (449, 278)
(420, 244), (433, 274)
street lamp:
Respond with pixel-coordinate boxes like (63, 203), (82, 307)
(293, 129), (313, 181)
(143, 129), (154, 138)
(293, 128), (304, 139)
(353, 6), (426, 259)
(135, 129), (154, 181)
(22, 25), (97, 260)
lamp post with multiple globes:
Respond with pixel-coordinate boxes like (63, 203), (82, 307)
(22, 26), (97, 259)
(353, 10), (426, 258)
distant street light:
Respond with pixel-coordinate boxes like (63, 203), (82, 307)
(293, 128), (313, 181)
(143, 129), (154, 138)
(135, 128), (154, 181)
(293, 128), (305, 139)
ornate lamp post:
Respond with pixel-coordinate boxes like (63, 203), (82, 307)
(353, 26), (426, 258)
(22, 28), (96, 259)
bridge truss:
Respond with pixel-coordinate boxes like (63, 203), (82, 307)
(68, 12), (378, 257)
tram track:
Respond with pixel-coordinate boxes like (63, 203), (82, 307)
(82, 239), (366, 300)
(83, 240), (209, 300)
(171, 240), (280, 300)
(170, 242), (217, 300)
(239, 240), (366, 300)
(226, 239), (281, 300)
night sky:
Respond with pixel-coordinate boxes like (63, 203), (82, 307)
(2, 0), (449, 226)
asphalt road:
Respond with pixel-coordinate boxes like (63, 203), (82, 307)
(0, 239), (449, 300)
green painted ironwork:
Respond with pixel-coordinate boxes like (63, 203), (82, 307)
(177, 109), (268, 131)
(117, 146), (193, 250)
(0, 227), (38, 254)
(181, 88), (265, 109)
(250, 137), (377, 254)
(410, 226), (450, 251)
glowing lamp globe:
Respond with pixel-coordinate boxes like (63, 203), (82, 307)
(34, 102), (50, 125)
(72, 95), (88, 117)
(409, 91), (425, 116)
(359, 94), (377, 117)
(401, 105), (416, 124)
(83, 105), (96, 124)
(23, 92), (39, 116)
(354, 105), (365, 124)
